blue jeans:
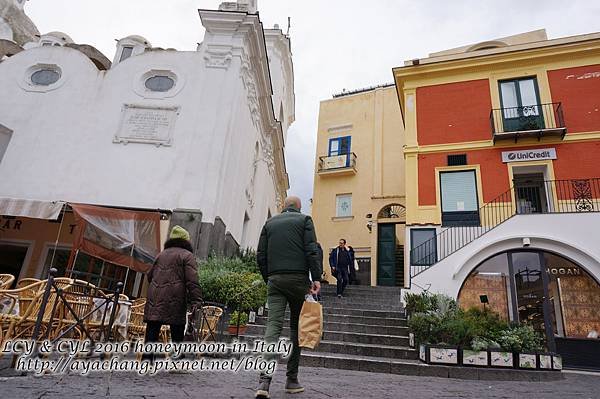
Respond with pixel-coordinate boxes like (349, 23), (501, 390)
(336, 266), (349, 296)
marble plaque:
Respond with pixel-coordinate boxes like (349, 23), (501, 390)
(519, 353), (537, 369)
(429, 347), (458, 365)
(463, 350), (488, 367)
(490, 351), (513, 367)
(114, 104), (178, 146)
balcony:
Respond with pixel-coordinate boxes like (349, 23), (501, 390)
(490, 102), (566, 143)
(317, 152), (357, 176)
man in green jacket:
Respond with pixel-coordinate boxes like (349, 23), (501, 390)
(255, 195), (322, 398)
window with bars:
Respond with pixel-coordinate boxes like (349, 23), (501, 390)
(447, 154), (467, 166)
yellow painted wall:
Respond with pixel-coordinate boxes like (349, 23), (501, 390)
(0, 213), (77, 279)
(311, 86), (406, 286)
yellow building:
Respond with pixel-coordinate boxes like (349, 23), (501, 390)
(311, 84), (407, 287)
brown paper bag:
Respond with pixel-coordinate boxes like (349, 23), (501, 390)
(298, 299), (323, 349)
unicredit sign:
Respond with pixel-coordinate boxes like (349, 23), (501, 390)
(501, 148), (557, 163)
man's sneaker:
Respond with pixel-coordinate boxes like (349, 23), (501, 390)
(337, 294), (342, 298)
(285, 377), (305, 394)
(255, 376), (271, 398)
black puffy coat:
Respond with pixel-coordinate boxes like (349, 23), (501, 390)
(144, 238), (202, 325)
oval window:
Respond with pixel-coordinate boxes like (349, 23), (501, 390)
(145, 75), (175, 92)
(31, 69), (60, 86)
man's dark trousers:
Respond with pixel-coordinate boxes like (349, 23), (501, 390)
(262, 273), (309, 380)
(336, 266), (349, 296)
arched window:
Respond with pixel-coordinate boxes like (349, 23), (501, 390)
(377, 203), (406, 220)
(145, 75), (175, 92)
(458, 250), (600, 340)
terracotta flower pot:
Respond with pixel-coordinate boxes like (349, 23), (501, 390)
(227, 325), (248, 335)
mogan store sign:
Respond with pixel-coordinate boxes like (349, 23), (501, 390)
(501, 148), (557, 163)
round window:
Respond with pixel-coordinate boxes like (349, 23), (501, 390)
(31, 69), (60, 86)
(145, 75), (175, 92)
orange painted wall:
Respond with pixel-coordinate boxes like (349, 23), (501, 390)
(418, 141), (600, 206)
(548, 65), (600, 133)
(416, 79), (492, 145)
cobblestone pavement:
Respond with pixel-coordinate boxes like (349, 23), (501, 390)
(1, 360), (600, 399)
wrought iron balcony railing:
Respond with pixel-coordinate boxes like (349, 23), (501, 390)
(490, 102), (566, 142)
(410, 178), (600, 279)
(318, 152), (357, 174)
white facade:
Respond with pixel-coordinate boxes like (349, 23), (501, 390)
(407, 213), (600, 297)
(0, 1), (294, 249)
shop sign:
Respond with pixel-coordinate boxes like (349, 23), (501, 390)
(546, 266), (581, 276)
(501, 148), (557, 163)
(1, 217), (22, 231)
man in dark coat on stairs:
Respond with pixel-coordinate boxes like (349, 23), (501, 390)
(255, 195), (322, 398)
(329, 239), (352, 297)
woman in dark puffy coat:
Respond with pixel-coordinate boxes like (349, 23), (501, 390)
(143, 225), (202, 347)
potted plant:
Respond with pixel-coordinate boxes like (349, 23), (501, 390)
(227, 311), (249, 335)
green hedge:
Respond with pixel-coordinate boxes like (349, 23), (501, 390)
(406, 291), (543, 352)
(198, 252), (267, 311)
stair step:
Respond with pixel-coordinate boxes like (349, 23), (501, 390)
(308, 340), (417, 360)
(252, 320), (408, 335)
(300, 352), (422, 375)
(319, 298), (402, 308)
(236, 334), (416, 360)
(277, 307), (405, 318)
(260, 314), (407, 327)
(320, 285), (403, 294)
(246, 325), (409, 346)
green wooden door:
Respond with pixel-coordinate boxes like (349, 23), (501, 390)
(377, 224), (396, 286)
(499, 77), (544, 132)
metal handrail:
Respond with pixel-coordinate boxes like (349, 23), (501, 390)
(410, 178), (600, 279)
(490, 102), (565, 136)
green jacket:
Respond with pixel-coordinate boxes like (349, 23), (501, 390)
(257, 206), (322, 282)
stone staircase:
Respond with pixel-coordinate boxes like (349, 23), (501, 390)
(237, 284), (562, 380)
(244, 283), (424, 374)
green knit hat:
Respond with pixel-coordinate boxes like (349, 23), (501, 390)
(170, 225), (190, 241)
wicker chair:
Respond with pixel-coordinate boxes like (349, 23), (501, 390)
(198, 306), (224, 343)
(16, 278), (41, 289)
(59, 280), (97, 340)
(0, 280), (48, 355)
(0, 274), (15, 290)
(127, 299), (146, 341)
(127, 299), (169, 342)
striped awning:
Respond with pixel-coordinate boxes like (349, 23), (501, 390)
(0, 198), (65, 220)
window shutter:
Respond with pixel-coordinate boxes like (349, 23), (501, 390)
(440, 171), (478, 212)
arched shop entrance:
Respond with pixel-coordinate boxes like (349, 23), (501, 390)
(458, 249), (600, 369)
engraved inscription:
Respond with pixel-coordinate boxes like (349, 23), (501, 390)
(114, 105), (178, 146)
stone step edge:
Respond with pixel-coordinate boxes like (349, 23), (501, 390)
(268, 308), (406, 315)
(239, 334), (415, 351)
(258, 314), (407, 321)
(247, 325), (410, 340)
(299, 352), (563, 382)
(252, 320), (409, 329)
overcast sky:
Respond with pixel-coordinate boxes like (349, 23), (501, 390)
(26, 0), (599, 212)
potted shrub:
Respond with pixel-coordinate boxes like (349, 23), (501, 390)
(227, 311), (249, 335)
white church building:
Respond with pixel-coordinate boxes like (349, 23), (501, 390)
(0, 0), (294, 296)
